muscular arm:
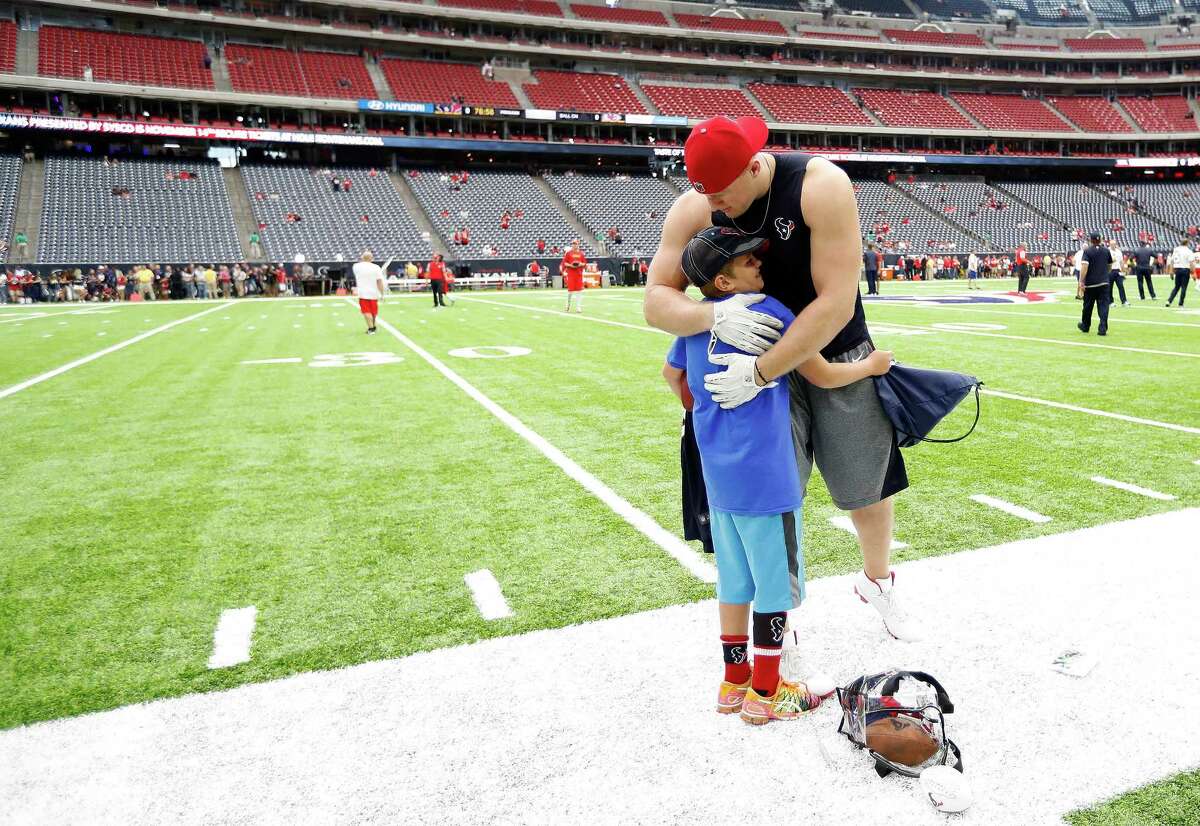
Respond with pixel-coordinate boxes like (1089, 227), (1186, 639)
(754, 159), (862, 382)
(643, 192), (714, 336)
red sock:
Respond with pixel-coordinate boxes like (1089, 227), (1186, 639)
(720, 635), (751, 684)
(751, 647), (781, 696)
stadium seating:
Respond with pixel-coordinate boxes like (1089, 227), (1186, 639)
(407, 170), (599, 259)
(0, 154), (21, 262)
(380, 59), (519, 108)
(1118, 96), (1197, 132)
(1047, 97), (1133, 133)
(436, 0), (563, 16)
(241, 165), (430, 262)
(38, 26), (213, 89)
(1087, 0), (1134, 20)
(853, 180), (976, 254)
(953, 93), (1072, 132)
(796, 29), (881, 42)
(1105, 183), (1200, 235)
(748, 83), (874, 126)
(641, 85), (760, 119)
(854, 88), (975, 129)
(909, 0), (991, 18)
(999, 182), (1176, 249)
(543, 172), (676, 258)
(884, 29), (985, 47)
(835, 0), (915, 16)
(673, 14), (788, 36)
(1024, 0), (1088, 24)
(1128, 0), (1172, 18)
(896, 180), (1065, 253)
(225, 45), (373, 99)
(0, 20), (16, 75)
(1065, 37), (1146, 52)
(38, 156), (241, 264)
(523, 70), (645, 114)
(570, 4), (668, 25)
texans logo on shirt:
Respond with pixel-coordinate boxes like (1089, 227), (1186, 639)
(775, 217), (795, 241)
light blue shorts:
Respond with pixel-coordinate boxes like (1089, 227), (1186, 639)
(967, 270), (978, 279)
(710, 508), (805, 613)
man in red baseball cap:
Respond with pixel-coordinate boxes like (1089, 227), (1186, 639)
(645, 115), (922, 649)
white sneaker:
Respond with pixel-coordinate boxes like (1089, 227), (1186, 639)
(853, 570), (923, 642)
(778, 624), (836, 697)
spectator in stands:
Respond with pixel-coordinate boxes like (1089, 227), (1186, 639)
(342, 178), (352, 193)
(13, 231), (27, 259)
(561, 239), (587, 313)
(360, 214), (370, 223)
(331, 176), (341, 193)
(537, 238), (546, 254)
(526, 259), (542, 284)
(249, 231), (262, 259)
(500, 214), (510, 231)
(481, 60), (494, 79)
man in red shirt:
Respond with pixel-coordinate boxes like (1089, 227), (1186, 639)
(526, 259), (542, 285)
(561, 239), (587, 313)
(426, 254), (447, 309)
(536, 238), (546, 254)
(1015, 245), (1029, 294)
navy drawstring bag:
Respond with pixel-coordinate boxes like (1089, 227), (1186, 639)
(873, 363), (982, 448)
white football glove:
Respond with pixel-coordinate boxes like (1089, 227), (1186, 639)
(703, 352), (777, 410)
(710, 293), (784, 356)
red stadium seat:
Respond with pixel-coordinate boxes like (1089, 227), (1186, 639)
(38, 25), (214, 89)
(523, 70), (645, 113)
(855, 88), (975, 130)
(1047, 97), (1133, 133)
(436, 0), (563, 16)
(1065, 37), (1146, 52)
(381, 58), (519, 107)
(1118, 96), (1197, 132)
(884, 29), (985, 47)
(674, 13), (787, 36)
(749, 83), (874, 126)
(570, 4), (668, 25)
(0, 20), (15, 74)
(641, 85), (759, 119)
(953, 93), (1073, 132)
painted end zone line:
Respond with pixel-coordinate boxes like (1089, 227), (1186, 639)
(981, 388), (1200, 435)
(207, 606), (257, 669)
(464, 569), (514, 620)
(969, 494), (1052, 523)
(371, 312), (716, 583)
(878, 319), (1200, 359)
(1091, 476), (1176, 501)
(0, 301), (233, 400)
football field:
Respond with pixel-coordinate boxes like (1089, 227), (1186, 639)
(1, 278), (1198, 822)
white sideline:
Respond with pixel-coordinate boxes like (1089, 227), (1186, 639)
(463, 570), (514, 621)
(878, 319), (1200, 359)
(969, 494), (1052, 524)
(828, 515), (908, 550)
(460, 295), (668, 335)
(981, 389), (1200, 435)
(0, 302), (232, 400)
(1090, 476), (1177, 501)
(2, 509), (1198, 825)
(869, 302), (1200, 328)
(206, 607), (257, 670)
(369, 311), (716, 583)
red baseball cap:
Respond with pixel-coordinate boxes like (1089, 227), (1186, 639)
(684, 116), (769, 195)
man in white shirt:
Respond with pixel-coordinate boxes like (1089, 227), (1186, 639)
(353, 250), (386, 334)
(966, 252), (980, 290)
(1166, 238), (1193, 308)
(1108, 239), (1127, 307)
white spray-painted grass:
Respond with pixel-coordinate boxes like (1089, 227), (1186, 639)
(206, 606), (257, 669)
(463, 569), (514, 620)
(0, 303), (232, 400)
(969, 494), (1052, 523)
(983, 389), (1200, 435)
(369, 311), (715, 583)
(1, 510), (1197, 824)
(1090, 476), (1177, 501)
(464, 295), (666, 335)
(828, 515), (908, 550)
(240, 358), (303, 365)
(879, 319), (1200, 360)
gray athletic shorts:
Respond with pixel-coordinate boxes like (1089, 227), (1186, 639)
(787, 340), (909, 511)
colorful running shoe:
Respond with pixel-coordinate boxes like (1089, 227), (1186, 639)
(740, 679), (823, 726)
(717, 674), (752, 714)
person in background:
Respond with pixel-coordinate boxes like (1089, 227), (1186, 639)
(353, 250), (386, 334)
(1168, 238), (1194, 307)
(426, 254), (448, 309)
(1133, 241), (1155, 301)
(863, 243), (879, 296)
(1108, 239), (1128, 307)
(967, 251), (980, 289)
(561, 239), (587, 313)
(1078, 231), (1113, 336)
(182, 264), (196, 299)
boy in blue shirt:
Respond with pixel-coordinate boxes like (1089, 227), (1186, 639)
(662, 227), (892, 725)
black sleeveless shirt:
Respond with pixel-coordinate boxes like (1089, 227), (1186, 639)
(711, 153), (869, 360)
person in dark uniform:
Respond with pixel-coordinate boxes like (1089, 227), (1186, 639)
(1015, 244), (1030, 294)
(1133, 241), (1156, 301)
(645, 115), (920, 644)
(863, 243), (879, 296)
(1077, 231), (1113, 337)
(1107, 239), (1128, 307)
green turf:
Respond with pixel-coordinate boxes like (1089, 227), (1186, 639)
(1068, 769), (1200, 825)
(1, 282), (1197, 735)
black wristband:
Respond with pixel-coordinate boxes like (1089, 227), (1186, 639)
(754, 360), (767, 385)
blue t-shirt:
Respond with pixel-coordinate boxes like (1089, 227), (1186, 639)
(666, 295), (802, 516)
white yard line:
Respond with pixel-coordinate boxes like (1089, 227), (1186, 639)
(982, 389), (1200, 435)
(1090, 476), (1177, 501)
(969, 494), (1052, 524)
(3, 509), (1198, 825)
(0, 302), (233, 401)
(869, 303), (1200, 328)
(368, 308), (714, 583)
(877, 319), (1200, 359)
(461, 295), (668, 336)
(828, 515), (908, 550)
(463, 570), (514, 621)
(240, 358), (303, 365)
(206, 607), (258, 670)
